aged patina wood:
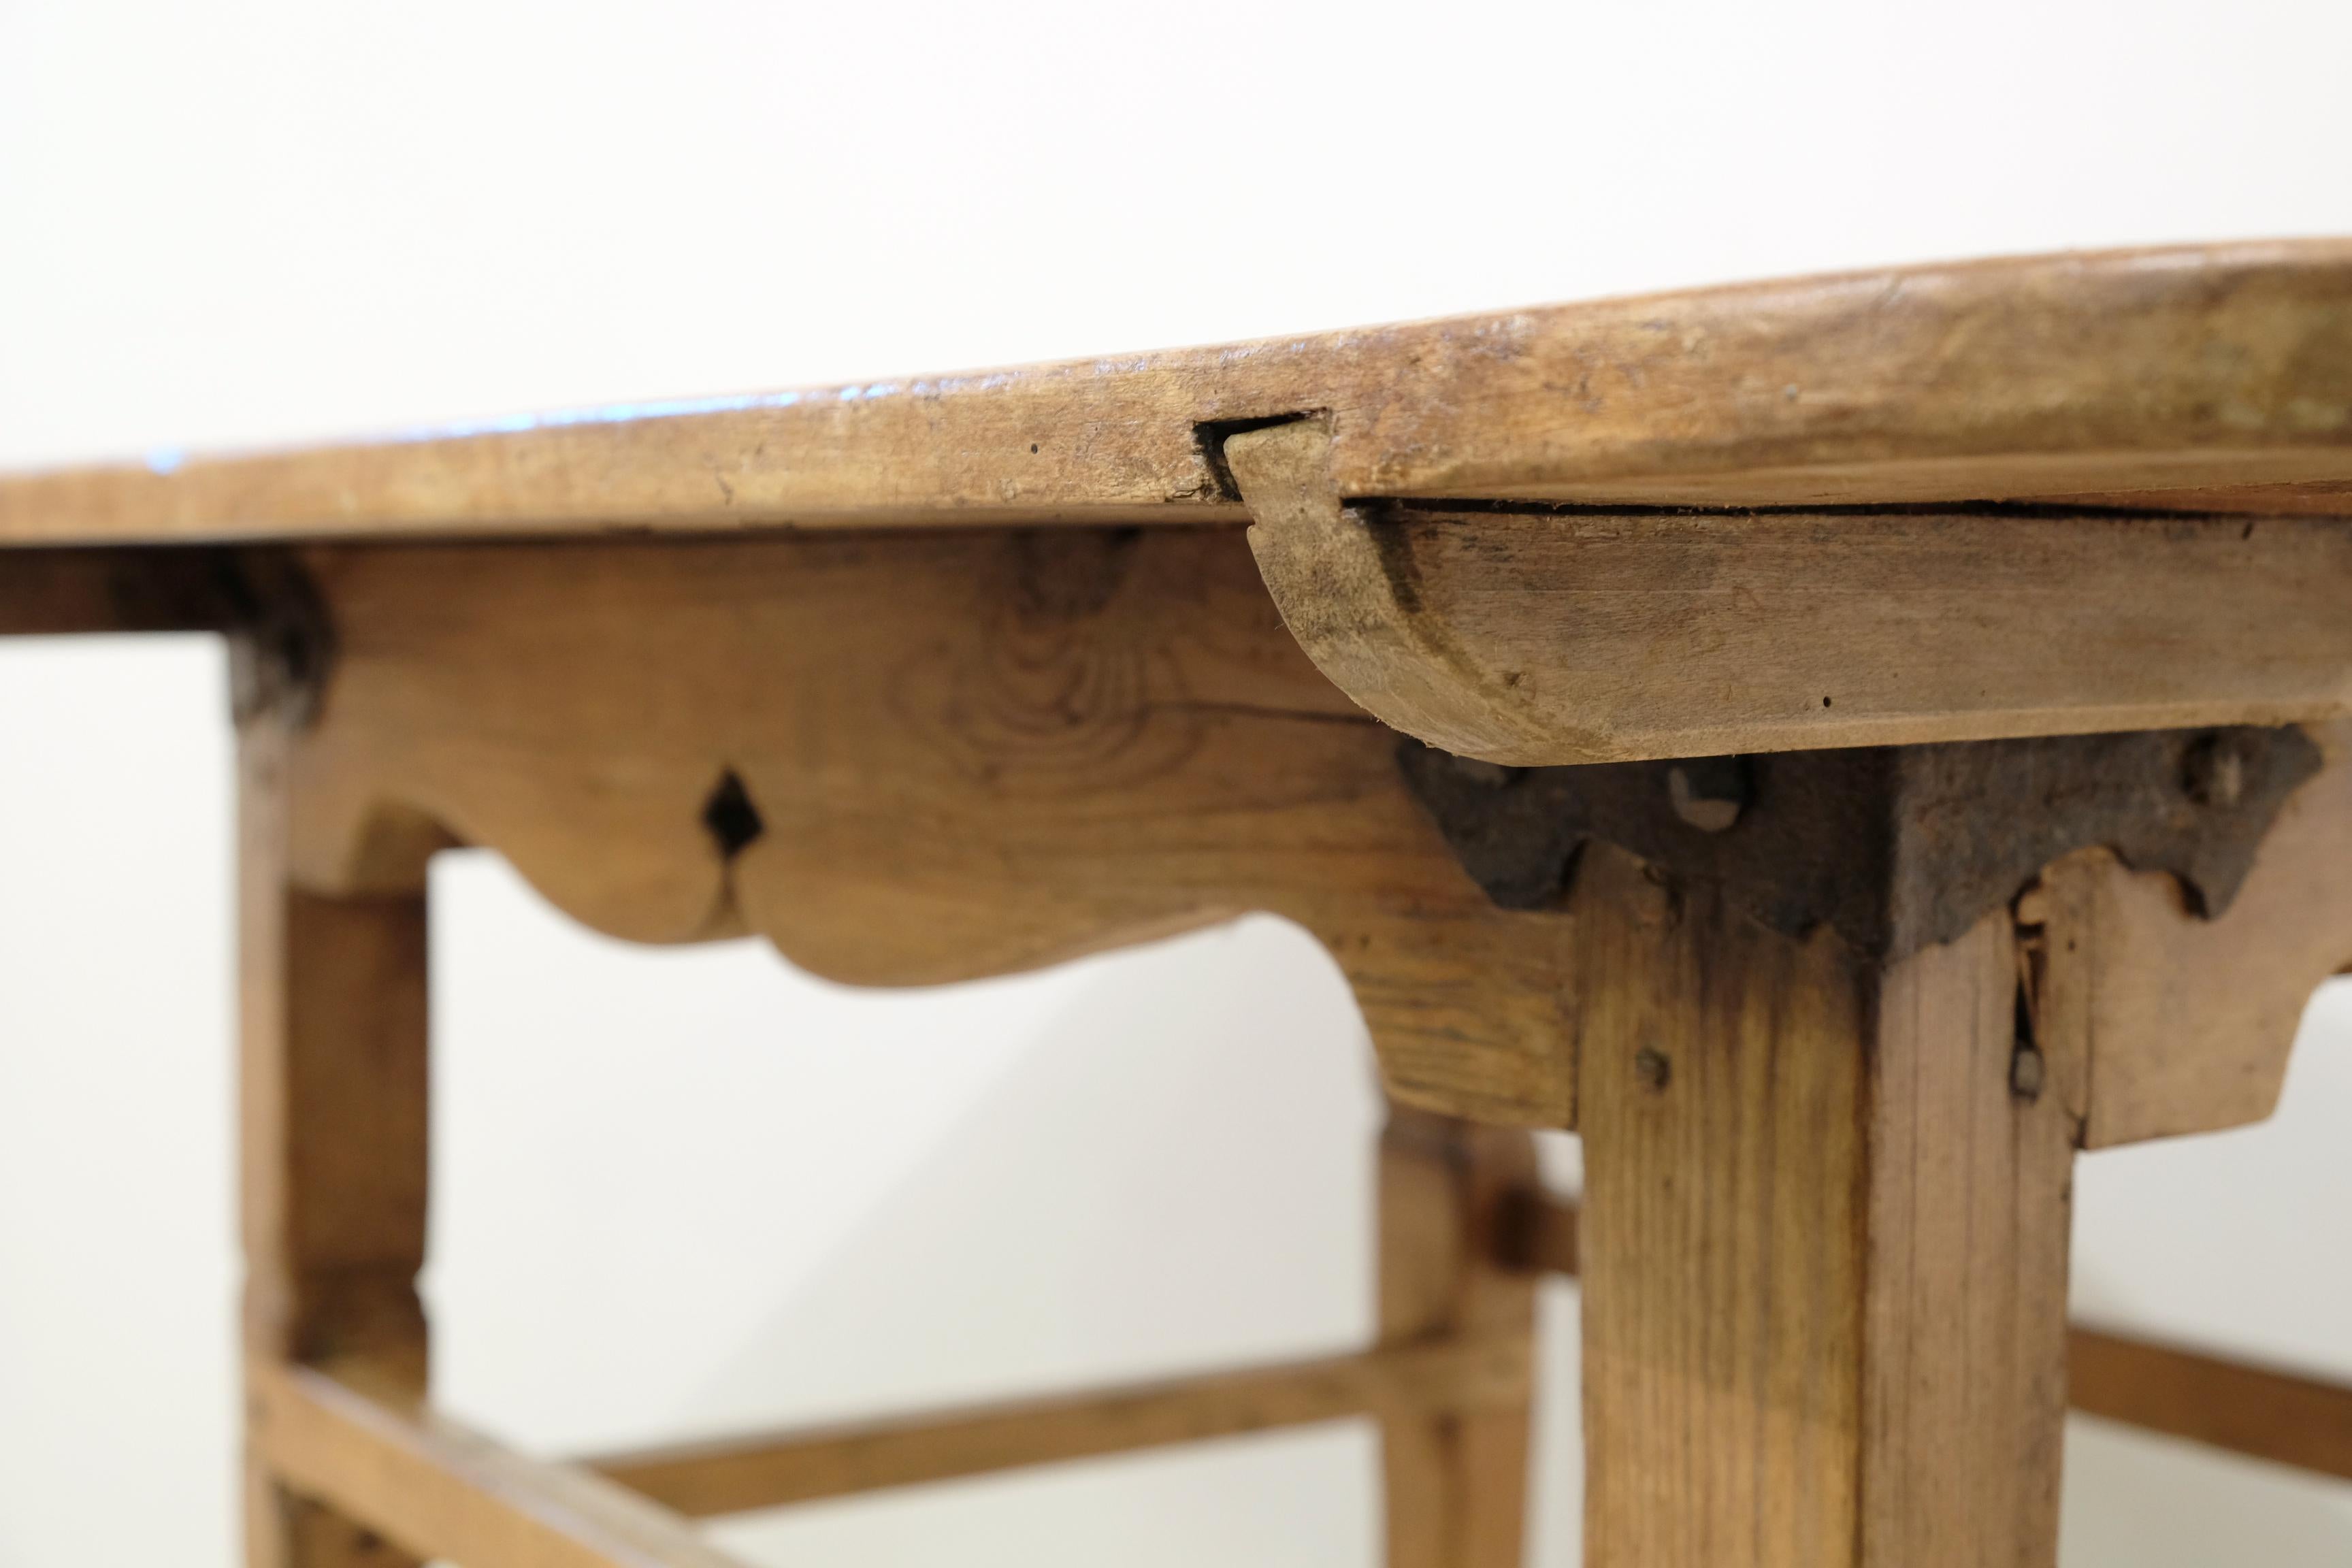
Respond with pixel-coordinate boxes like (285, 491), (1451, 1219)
(1227, 416), (2352, 766)
(1571, 843), (2078, 1568)
(1508, 1188), (2352, 1488)
(269, 527), (1582, 1126)
(241, 715), (431, 1568)
(4, 239), (2349, 1568)
(5, 242), (2352, 546)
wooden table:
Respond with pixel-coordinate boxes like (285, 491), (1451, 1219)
(7, 240), (2352, 1567)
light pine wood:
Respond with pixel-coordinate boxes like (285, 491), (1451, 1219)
(9, 236), (2349, 1568)
(1377, 1111), (1538, 1568)
(241, 715), (432, 1567)
(251, 1363), (753, 1568)
(7, 243), (2352, 545)
(2040, 718), (2352, 1146)
(280, 529), (1578, 1126)
(272, 527), (2352, 1134)
(1230, 416), (2352, 765)
(591, 1336), (1531, 1518)
(2068, 1328), (2352, 1483)
(1573, 844), (2078, 1568)
(1514, 1188), (2352, 1484)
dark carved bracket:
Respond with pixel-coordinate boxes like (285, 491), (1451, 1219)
(1399, 727), (2323, 963)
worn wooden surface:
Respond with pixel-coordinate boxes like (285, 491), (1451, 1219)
(279, 529), (1578, 1125)
(9, 234), (2345, 1567)
(5, 243), (2352, 546)
(252, 1363), (753, 1568)
(593, 1336), (1529, 1518)
(1377, 1112), (1537, 1568)
(1573, 844), (2078, 1568)
(270, 524), (2352, 1133)
(1230, 417), (2352, 765)
(2039, 719), (2352, 1146)
(1512, 1188), (2352, 1486)
(241, 717), (431, 1567)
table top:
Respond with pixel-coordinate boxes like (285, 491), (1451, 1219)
(5, 239), (2352, 548)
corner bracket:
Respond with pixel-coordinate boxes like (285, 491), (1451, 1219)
(1399, 726), (2322, 963)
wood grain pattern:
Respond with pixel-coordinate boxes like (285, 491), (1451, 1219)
(591, 1336), (1530, 1518)
(1377, 1111), (1537, 1568)
(280, 528), (1580, 1125)
(6, 242), (2352, 546)
(1573, 843), (2078, 1568)
(272, 525), (2352, 1136)
(1232, 416), (2352, 765)
(241, 717), (431, 1568)
(252, 1364), (752, 1568)
(1514, 1190), (2352, 1485)
(2040, 718), (2352, 1147)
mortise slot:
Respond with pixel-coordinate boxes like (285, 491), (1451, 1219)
(1192, 412), (1322, 503)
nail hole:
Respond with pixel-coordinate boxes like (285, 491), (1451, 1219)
(1635, 1045), (1672, 1092)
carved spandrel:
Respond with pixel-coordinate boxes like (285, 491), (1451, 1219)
(279, 528), (1579, 1127)
(272, 522), (2352, 1146)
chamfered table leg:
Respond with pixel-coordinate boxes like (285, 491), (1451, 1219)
(1571, 845), (2076, 1568)
(1378, 1109), (1539, 1568)
(239, 718), (432, 1567)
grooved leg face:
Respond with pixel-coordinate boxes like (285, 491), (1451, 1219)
(1863, 929), (2076, 1565)
(1574, 847), (2076, 1568)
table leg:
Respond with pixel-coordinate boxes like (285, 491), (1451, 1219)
(240, 721), (431, 1568)
(1573, 845), (2076, 1568)
(1379, 1109), (1539, 1568)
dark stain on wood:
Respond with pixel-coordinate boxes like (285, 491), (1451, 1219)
(1400, 725), (2323, 960)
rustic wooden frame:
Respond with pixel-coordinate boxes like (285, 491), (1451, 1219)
(42, 513), (2336, 1568)
(56, 519), (2352, 1566)
(241, 717), (1546, 1566)
(9, 240), (2352, 1566)
(230, 634), (2352, 1567)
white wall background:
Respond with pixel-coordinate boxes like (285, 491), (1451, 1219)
(3, 2), (2351, 1563)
